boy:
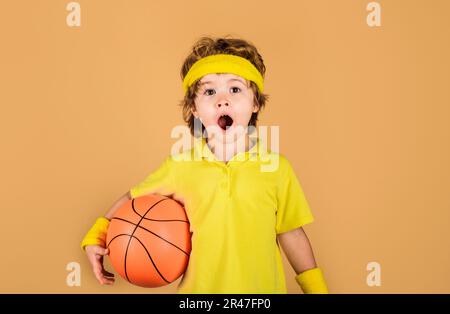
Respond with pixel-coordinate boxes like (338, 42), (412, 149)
(81, 36), (328, 294)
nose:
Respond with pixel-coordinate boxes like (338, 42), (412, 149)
(215, 89), (231, 108)
(216, 101), (229, 108)
(216, 94), (230, 108)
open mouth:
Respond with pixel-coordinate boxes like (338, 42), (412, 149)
(217, 115), (234, 131)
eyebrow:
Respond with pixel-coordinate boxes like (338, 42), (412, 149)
(199, 78), (247, 86)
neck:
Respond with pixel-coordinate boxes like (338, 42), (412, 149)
(206, 134), (256, 162)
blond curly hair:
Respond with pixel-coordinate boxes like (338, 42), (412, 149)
(179, 36), (269, 136)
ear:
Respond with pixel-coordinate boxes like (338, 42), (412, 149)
(252, 103), (260, 113)
(191, 107), (199, 119)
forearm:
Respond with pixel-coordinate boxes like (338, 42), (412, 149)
(81, 191), (131, 250)
(277, 227), (317, 274)
(104, 191), (132, 220)
(277, 227), (328, 293)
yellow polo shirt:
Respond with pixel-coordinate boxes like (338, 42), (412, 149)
(129, 137), (314, 293)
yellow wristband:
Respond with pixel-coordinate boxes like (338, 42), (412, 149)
(80, 217), (110, 251)
(295, 267), (329, 294)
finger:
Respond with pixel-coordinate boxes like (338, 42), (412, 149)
(98, 272), (115, 285)
(92, 246), (109, 256)
(92, 256), (107, 276)
(93, 262), (102, 275)
(94, 268), (115, 285)
(93, 262), (105, 277)
(88, 254), (102, 269)
(93, 268), (104, 283)
(95, 254), (104, 261)
(99, 276), (114, 285)
(101, 277), (115, 285)
(102, 269), (115, 277)
(90, 253), (101, 265)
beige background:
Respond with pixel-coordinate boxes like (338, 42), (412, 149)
(0, 0), (449, 293)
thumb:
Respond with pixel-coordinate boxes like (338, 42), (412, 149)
(98, 247), (109, 256)
(93, 246), (108, 255)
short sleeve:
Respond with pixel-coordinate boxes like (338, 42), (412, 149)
(276, 157), (315, 234)
(129, 156), (176, 199)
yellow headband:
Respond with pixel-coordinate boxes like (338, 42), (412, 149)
(182, 54), (264, 94)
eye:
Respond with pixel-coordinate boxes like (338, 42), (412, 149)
(231, 87), (241, 93)
(204, 88), (215, 96)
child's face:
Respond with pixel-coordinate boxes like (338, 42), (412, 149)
(192, 73), (259, 143)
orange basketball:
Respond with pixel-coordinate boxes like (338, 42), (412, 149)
(106, 194), (191, 288)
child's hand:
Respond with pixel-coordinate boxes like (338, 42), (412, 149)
(85, 245), (115, 285)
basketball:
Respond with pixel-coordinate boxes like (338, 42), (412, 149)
(106, 194), (191, 288)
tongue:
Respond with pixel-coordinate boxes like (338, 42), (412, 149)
(218, 115), (233, 130)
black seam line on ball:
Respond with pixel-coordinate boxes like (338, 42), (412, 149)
(107, 233), (170, 284)
(123, 198), (168, 282)
(111, 216), (190, 256)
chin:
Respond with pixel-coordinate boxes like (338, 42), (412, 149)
(204, 124), (248, 143)
(221, 126), (249, 144)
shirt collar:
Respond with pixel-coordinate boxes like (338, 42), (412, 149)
(193, 136), (269, 162)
